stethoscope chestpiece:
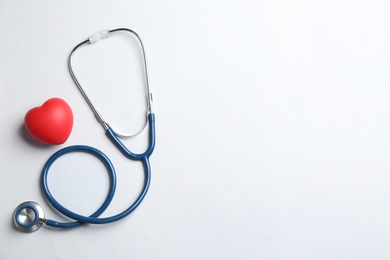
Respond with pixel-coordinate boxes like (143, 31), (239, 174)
(13, 201), (45, 232)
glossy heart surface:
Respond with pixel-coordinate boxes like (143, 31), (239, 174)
(25, 98), (73, 145)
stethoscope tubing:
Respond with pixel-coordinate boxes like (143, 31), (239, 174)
(106, 114), (155, 160)
(42, 113), (155, 228)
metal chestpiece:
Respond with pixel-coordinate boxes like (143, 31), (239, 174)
(13, 201), (45, 232)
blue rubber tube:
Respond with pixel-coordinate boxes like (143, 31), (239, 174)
(42, 113), (155, 228)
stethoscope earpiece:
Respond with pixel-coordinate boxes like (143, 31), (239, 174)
(13, 201), (45, 232)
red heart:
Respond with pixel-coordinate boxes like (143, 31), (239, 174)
(25, 98), (73, 145)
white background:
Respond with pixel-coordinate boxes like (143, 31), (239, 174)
(1, 1), (390, 259)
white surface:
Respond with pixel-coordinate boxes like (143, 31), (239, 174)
(1, 1), (390, 259)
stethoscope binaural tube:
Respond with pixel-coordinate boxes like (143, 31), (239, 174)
(68, 28), (154, 137)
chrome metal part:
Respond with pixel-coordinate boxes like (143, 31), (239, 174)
(13, 201), (45, 232)
(68, 28), (153, 138)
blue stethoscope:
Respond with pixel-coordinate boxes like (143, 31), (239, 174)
(13, 28), (155, 232)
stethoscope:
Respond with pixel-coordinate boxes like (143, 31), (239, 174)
(12, 28), (155, 232)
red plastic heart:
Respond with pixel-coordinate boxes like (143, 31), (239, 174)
(25, 98), (73, 145)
